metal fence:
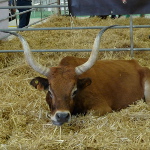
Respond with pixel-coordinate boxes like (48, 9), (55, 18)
(0, 0), (68, 28)
(0, 1), (150, 58)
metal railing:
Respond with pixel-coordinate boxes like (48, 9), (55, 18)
(0, 3), (150, 58)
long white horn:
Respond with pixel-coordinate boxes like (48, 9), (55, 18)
(75, 25), (117, 75)
(3, 31), (50, 76)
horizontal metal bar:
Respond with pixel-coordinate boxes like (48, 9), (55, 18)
(0, 5), (67, 9)
(0, 25), (150, 32)
(0, 8), (33, 22)
(1, 48), (150, 53)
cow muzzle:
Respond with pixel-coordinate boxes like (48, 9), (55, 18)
(51, 111), (71, 126)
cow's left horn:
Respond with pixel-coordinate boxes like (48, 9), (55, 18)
(2, 31), (50, 76)
(75, 25), (117, 75)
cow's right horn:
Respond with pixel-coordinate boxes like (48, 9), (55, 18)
(75, 25), (117, 75)
(2, 31), (50, 76)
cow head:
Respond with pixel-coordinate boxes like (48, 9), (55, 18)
(5, 25), (114, 125)
(30, 72), (91, 126)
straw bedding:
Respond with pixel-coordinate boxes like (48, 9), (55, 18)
(0, 16), (150, 150)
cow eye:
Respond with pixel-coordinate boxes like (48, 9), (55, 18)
(48, 87), (53, 98)
(72, 88), (77, 97)
(49, 91), (52, 97)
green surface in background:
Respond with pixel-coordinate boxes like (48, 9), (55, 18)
(30, 10), (68, 18)
(31, 11), (53, 18)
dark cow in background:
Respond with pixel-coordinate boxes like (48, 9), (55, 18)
(3, 26), (150, 126)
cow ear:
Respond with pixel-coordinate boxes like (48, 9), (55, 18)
(77, 78), (92, 89)
(30, 77), (49, 91)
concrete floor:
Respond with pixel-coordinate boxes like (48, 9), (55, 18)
(8, 18), (44, 28)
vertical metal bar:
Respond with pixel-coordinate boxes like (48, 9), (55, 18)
(129, 15), (134, 58)
(14, 0), (18, 27)
(57, 0), (61, 15)
(64, 0), (66, 15)
(40, 0), (42, 19)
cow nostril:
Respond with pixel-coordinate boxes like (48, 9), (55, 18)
(56, 112), (70, 121)
(56, 113), (62, 119)
(64, 113), (70, 119)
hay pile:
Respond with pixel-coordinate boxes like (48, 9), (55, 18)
(0, 16), (150, 150)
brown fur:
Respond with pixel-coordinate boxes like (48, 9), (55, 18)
(60, 56), (150, 112)
(31, 56), (150, 125)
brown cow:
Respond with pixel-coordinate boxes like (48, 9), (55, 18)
(3, 26), (150, 126)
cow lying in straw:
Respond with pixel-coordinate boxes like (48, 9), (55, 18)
(3, 26), (150, 126)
